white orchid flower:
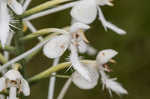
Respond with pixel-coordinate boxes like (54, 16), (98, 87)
(71, 0), (126, 35)
(0, 70), (30, 99)
(71, 49), (127, 95)
(43, 22), (93, 81)
(43, 22), (90, 58)
(0, 0), (23, 47)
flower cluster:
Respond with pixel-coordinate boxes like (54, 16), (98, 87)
(42, 0), (128, 96)
(0, 0), (128, 99)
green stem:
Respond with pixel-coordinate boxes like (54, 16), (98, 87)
(20, 28), (61, 41)
(14, 18), (26, 77)
(0, 44), (16, 53)
(28, 60), (96, 84)
(15, 15), (26, 99)
(0, 91), (8, 96)
(14, 23), (24, 55)
(21, 0), (70, 18)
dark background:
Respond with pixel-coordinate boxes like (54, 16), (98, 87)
(25, 0), (150, 99)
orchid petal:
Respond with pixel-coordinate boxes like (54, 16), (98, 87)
(96, 49), (118, 65)
(72, 63), (99, 89)
(105, 21), (127, 35)
(78, 40), (88, 54)
(0, 77), (6, 91)
(21, 79), (30, 96)
(70, 22), (90, 33)
(8, 87), (17, 99)
(0, 1), (10, 48)
(97, 7), (108, 30)
(43, 35), (70, 58)
(4, 70), (22, 81)
(98, 7), (126, 35)
(71, 0), (97, 24)
(86, 45), (97, 55)
(100, 71), (127, 95)
(70, 44), (91, 81)
(105, 78), (128, 95)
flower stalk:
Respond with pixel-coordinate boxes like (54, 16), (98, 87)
(21, 0), (70, 18)
(0, 44), (16, 52)
(48, 57), (60, 99)
(24, 1), (78, 20)
(20, 28), (65, 41)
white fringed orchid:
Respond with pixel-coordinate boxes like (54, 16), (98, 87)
(71, 49), (128, 95)
(43, 22), (93, 81)
(71, 0), (126, 35)
(0, 70), (30, 99)
(0, 0), (23, 47)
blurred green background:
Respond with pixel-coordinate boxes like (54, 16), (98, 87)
(25, 0), (150, 99)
